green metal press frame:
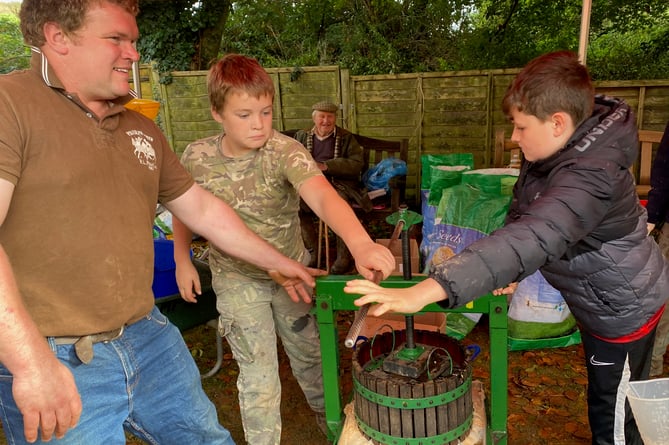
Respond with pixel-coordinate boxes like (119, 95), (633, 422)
(314, 274), (508, 444)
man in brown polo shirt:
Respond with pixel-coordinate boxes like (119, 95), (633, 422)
(0, 1), (321, 443)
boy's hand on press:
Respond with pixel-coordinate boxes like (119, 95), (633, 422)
(351, 242), (396, 280)
(344, 279), (427, 317)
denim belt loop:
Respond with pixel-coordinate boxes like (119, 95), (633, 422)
(52, 325), (124, 364)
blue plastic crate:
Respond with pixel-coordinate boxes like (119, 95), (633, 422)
(152, 239), (179, 298)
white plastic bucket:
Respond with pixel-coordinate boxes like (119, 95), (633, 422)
(627, 378), (669, 445)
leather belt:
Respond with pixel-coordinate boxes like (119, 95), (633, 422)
(53, 326), (124, 364)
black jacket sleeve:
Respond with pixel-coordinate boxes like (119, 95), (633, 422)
(646, 121), (669, 225)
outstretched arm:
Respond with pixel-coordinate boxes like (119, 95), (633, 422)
(166, 184), (326, 303)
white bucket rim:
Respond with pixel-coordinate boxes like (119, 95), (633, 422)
(627, 377), (669, 400)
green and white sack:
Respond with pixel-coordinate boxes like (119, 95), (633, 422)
(507, 271), (581, 351)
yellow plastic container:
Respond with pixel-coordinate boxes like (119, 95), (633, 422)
(124, 98), (160, 120)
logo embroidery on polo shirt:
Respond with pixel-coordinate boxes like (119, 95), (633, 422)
(127, 130), (157, 171)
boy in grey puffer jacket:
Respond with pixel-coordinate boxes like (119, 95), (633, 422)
(345, 50), (669, 445)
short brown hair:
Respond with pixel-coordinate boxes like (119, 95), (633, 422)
(207, 54), (275, 113)
(502, 51), (595, 127)
(20, 0), (139, 47)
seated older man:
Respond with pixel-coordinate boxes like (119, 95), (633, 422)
(294, 101), (371, 274)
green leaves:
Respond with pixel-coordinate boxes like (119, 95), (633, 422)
(0, 13), (29, 74)
(137, 0), (231, 77)
(4, 1), (665, 80)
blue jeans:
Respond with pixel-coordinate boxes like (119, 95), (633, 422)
(0, 306), (235, 445)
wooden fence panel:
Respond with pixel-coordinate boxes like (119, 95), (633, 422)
(147, 66), (344, 155)
(274, 66), (343, 131)
(351, 76), (420, 199)
(139, 63), (669, 206)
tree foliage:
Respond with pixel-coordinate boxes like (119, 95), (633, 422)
(214, 0), (669, 80)
(459, 0), (669, 79)
(586, 0), (669, 80)
(0, 13), (30, 74)
(220, 0), (476, 75)
(136, 0), (231, 74)
(1, 1), (666, 80)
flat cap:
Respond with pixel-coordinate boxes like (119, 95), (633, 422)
(312, 101), (338, 113)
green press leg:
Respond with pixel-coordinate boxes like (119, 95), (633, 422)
(315, 294), (344, 442)
(487, 298), (509, 444)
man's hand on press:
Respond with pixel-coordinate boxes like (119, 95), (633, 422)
(270, 241), (394, 305)
(648, 222), (656, 236)
(269, 262), (328, 304)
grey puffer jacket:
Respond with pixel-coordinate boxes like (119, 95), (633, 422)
(431, 96), (669, 339)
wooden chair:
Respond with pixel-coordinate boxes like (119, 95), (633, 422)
(281, 128), (299, 139)
(633, 129), (664, 198)
(495, 128), (665, 198)
(281, 129), (409, 213)
(493, 129), (521, 168)
(282, 130), (409, 267)
(356, 134), (409, 214)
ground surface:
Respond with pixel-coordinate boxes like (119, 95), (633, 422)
(174, 315), (596, 445)
(0, 213), (660, 444)
(4, 308), (667, 444)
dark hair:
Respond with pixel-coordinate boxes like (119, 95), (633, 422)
(207, 54), (275, 112)
(20, 0), (139, 47)
(502, 50), (595, 127)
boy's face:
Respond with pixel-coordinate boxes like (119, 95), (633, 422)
(212, 91), (273, 154)
(510, 109), (572, 162)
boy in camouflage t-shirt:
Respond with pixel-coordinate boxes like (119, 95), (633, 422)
(172, 54), (395, 445)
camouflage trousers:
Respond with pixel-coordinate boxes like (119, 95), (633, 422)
(651, 223), (669, 376)
(212, 270), (325, 445)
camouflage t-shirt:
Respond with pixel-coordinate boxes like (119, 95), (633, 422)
(181, 129), (322, 279)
